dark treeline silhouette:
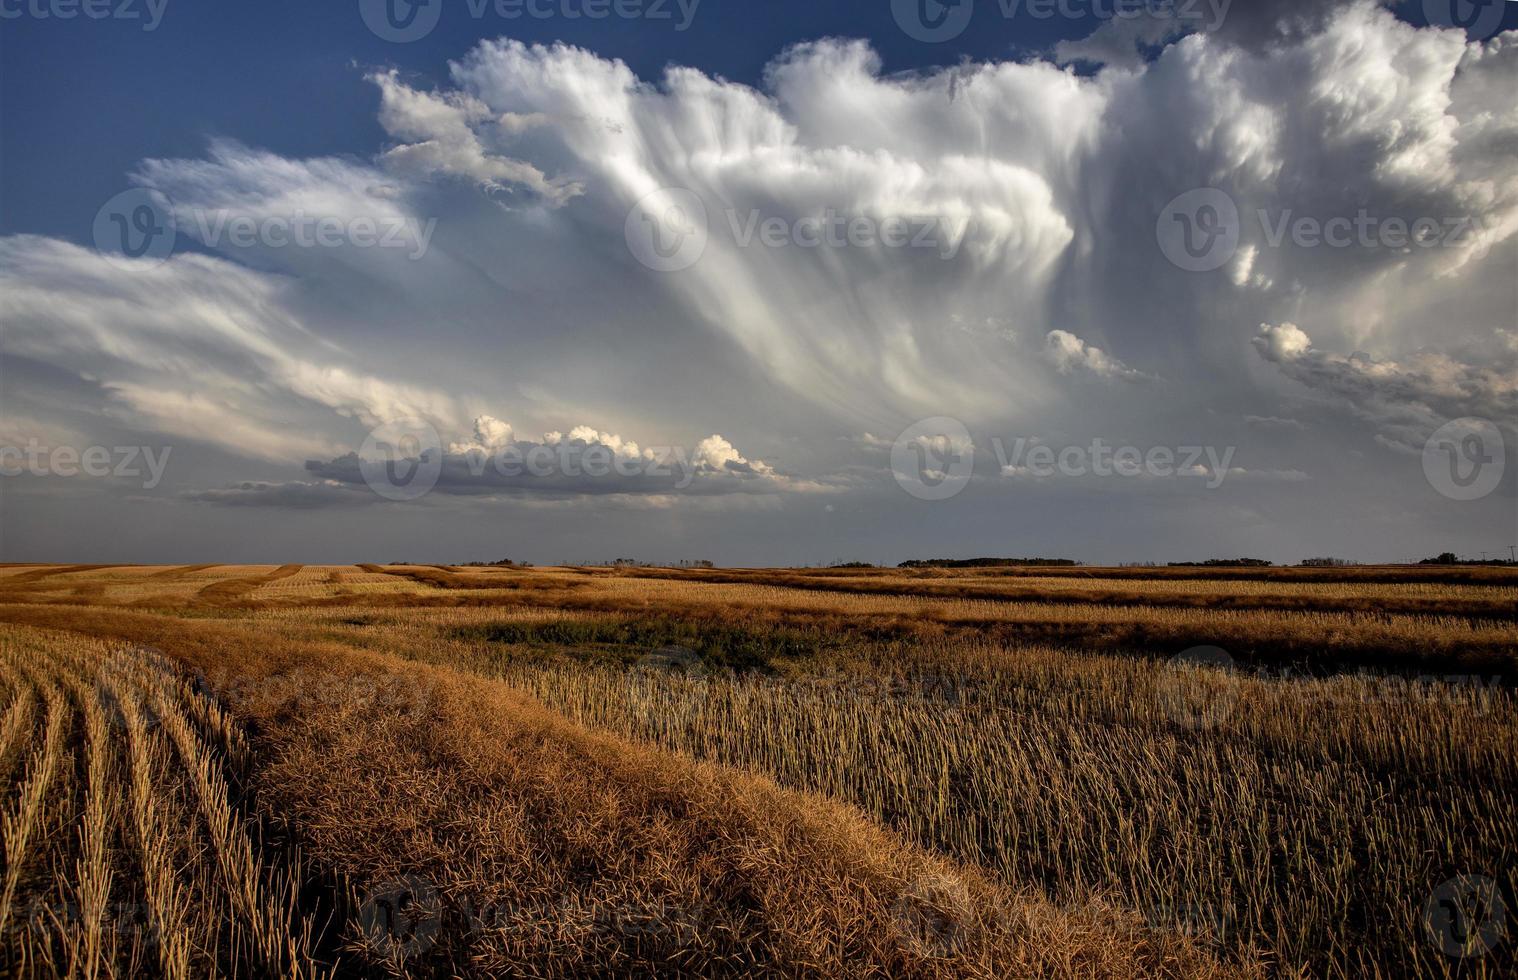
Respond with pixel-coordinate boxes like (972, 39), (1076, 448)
(898, 558), (1081, 569)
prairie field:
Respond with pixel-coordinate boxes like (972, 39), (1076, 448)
(0, 562), (1514, 978)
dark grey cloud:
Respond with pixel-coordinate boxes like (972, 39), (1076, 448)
(1254, 323), (1518, 452)
(1244, 415), (1308, 432)
(302, 440), (822, 500)
(181, 481), (380, 509)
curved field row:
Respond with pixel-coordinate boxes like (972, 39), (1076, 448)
(609, 567), (1518, 618)
(0, 628), (319, 979)
(0, 608), (1246, 979)
(501, 654), (1516, 978)
(1, 566), (1512, 978)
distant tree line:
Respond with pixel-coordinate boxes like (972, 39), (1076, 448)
(897, 558), (1082, 569)
(1419, 552), (1517, 566)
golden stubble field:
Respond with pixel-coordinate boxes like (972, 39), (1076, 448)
(0, 562), (1514, 978)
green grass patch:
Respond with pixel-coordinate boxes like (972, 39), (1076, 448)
(449, 616), (834, 673)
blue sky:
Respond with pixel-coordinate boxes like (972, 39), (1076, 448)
(0, 0), (1106, 241)
(12, 0), (1511, 244)
(1, 0), (1515, 565)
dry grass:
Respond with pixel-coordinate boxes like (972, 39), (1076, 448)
(611, 566), (1518, 619)
(0, 627), (321, 978)
(493, 638), (1515, 977)
(262, 645), (1230, 978)
(0, 603), (1241, 979)
(1, 564), (1514, 978)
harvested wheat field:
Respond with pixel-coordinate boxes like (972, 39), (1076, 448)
(0, 563), (1513, 978)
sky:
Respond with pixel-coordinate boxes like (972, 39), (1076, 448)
(1, 0), (1516, 567)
